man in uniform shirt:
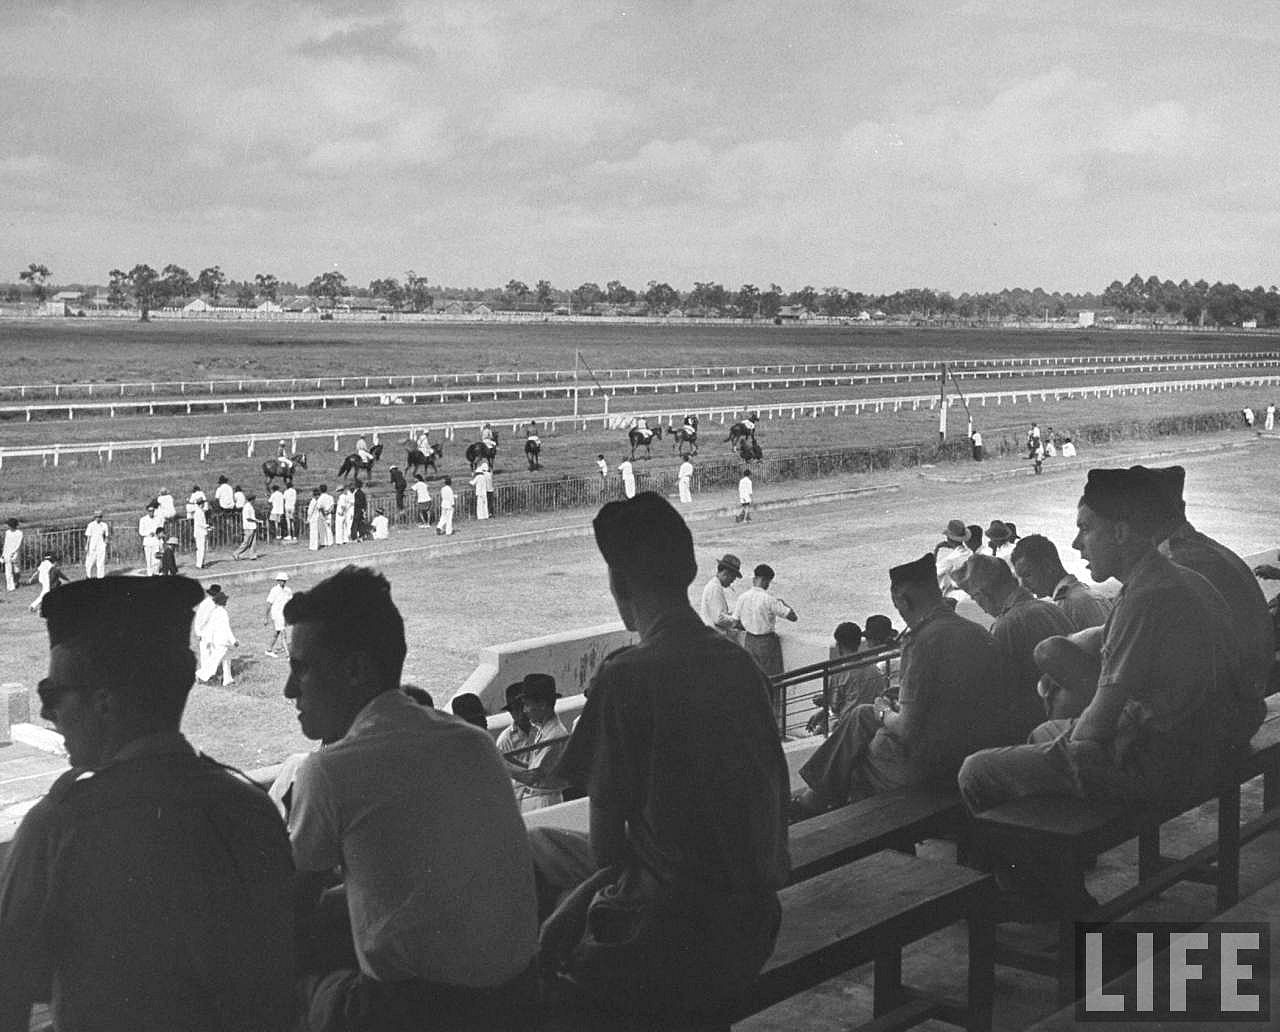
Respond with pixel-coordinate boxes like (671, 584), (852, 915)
(0, 576), (295, 1031)
(698, 553), (742, 636)
(83, 510), (109, 579)
(283, 566), (537, 1030)
(534, 493), (789, 1025)
(1010, 533), (1113, 631)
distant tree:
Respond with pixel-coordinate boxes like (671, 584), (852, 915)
(254, 272), (280, 302)
(820, 286), (846, 317)
(759, 284), (783, 319)
(160, 264), (194, 306)
(308, 270), (348, 308)
(736, 283), (760, 318)
(107, 269), (130, 309)
(3, 286), (19, 303)
(535, 279), (554, 311)
(234, 282), (256, 308)
(643, 281), (679, 313)
(605, 279), (636, 305)
(404, 270), (432, 312)
(196, 265), (226, 303)
(789, 285), (818, 313)
(126, 264), (161, 320)
(18, 263), (51, 303)
(572, 281), (603, 310)
(505, 280), (531, 309)
(370, 277), (405, 310)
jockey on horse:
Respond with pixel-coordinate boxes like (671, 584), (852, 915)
(276, 440), (293, 473)
(356, 434), (375, 465)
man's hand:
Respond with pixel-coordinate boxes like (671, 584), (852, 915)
(537, 867), (617, 978)
(1253, 563), (1280, 580)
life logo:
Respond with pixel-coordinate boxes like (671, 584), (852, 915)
(1075, 922), (1271, 1023)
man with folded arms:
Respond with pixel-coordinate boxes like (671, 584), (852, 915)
(0, 577), (295, 1031)
(284, 565), (537, 1031)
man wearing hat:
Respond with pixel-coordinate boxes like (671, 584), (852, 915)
(984, 519), (1018, 564)
(83, 510), (109, 579)
(138, 500), (162, 576)
(698, 552), (743, 636)
(793, 552), (1016, 819)
(0, 577), (295, 1029)
(495, 681), (535, 761)
(730, 563), (797, 725)
(934, 518), (974, 599)
(959, 469), (1264, 905)
(502, 673), (570, 812)
(282, 566), (536, 1030)
(264, 571), (292, 658)
(535, 493), (788, 1024)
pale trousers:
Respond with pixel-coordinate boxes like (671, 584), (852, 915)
(84, 548), (106, 579)
(197, 645), (234, 686)
(194, 529), (207, 568)
(2, 560), (14, 591)
(438, 506), (454, 535)
(678, 479), (692, 504)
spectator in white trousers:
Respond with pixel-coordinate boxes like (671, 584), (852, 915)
(83, 511), (109, 578)
(677, 458), (694, 504)
(196, 589), (237, 686)
(437, 477), (455, 535)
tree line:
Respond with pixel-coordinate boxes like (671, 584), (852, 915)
(9, 262), (1280, 327)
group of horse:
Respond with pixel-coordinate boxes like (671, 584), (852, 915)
(259, 413), (761, 492)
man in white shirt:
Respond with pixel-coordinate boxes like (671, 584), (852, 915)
(283, 567), (536, 1030)
(317, 485), (335, 546)
(732, 563), (797, 728)
(264, 572), (292, 657)
(698, 553), (742, 636)
(436, 477), (455, 535)
(370, 509), (389, 540)
(1061, 437), (1077, 458)
(736, 468), (753, 522)
(214, 476), (235, 513)
(191, 498), (209, 569)
(193, 584), (219, 673)
(155, 487), (176, 529)
(83, 511), (109, 579)
(232, 486), (247, 512)
(411, 475), (432, 526)
(501, 673), (570, 812)
(195, 589), (237, 686)
(232, 495), (259, 561)
(186, 484), (207, 520)
(268, 486), (286, 543)
(138, 502), (161, 576)
(618, 457), (636, 499)
(934, 518), (973, 600)
(677, 457), (694, 504)
(1, 518), (21, 592)
(282, 484), (298, 541)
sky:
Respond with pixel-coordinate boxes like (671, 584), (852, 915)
(1, 0), (1278, 295)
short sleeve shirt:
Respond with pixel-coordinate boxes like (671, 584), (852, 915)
(732, 586), (789, 635)
(698, 577), (733, 630)
(1052, 575), (1114, 631)
(738, 477), (752, 504)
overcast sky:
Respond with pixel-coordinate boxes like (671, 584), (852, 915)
(2, 1), (1277, 294)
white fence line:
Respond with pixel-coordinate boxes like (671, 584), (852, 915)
(2, 373), (1277, 468)
(6, 359), (1280, 422)
(1, 351), (1279, 401)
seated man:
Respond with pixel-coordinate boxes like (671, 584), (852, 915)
(956, 553), (1076, 734)
(809, 621), (889, 733)
(284, 566), (537, 1031)
(533, 493), (788, 1023)
(1009, 533), (1112, 632)
(792, 552), (1018, 817)
(502, 674), (570, 811)
(959, 468), (1265, 908)
(0, 577), (295, 1031)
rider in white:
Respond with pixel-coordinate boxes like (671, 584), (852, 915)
(416, 430), (430, 454)
(355, 435), (373, 464)
(524, 420), (540, 447)
(481, 423), (495, 444)
(277, 440), (292, 472)
(741, 412), (757, 432)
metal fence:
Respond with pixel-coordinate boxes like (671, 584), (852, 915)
(773, 644), (904, 739)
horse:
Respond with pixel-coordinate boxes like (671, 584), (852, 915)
(336, 442), (383, 482)
(465, 438), (498, 471)
(669, 416), (698, 458)
(262, 453), (307, 488)
(524, 436), (542, 471)
(727, 417), (758, 453)
(402, 439), (443, 477)
(734, 435), (763, 462)
(627, 423), (664, 460)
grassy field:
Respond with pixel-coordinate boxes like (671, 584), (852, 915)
(0, 320), (1278, 522)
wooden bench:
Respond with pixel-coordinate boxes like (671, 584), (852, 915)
(727, 850), (995, 1032)
(788, 783), (964, 884)
(971, 697), (1280, 1003)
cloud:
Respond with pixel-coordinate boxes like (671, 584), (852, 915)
(295, 16), (434, 67)
(304, 113), (452, 174)
(490, 85), (638, 144)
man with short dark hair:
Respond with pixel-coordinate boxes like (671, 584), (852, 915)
(792, 553), (1017, 817)
(0, 577), (295, 1031)
(1009, 533), (1113, 631)
(731, 563), (797, 677)
(534, 493), (789, 1025)
(283, 565), (537, 1031)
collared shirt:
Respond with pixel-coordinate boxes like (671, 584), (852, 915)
(83, 519), (109, 549)
(678, 461), (693, 481)
(1, 528), (22, 561)
(935, 541), (972, 596)
(887, 602), (1017, 780)
(289, 690), (536, 985)
(732, 585), (789, 635)
(269, 491), (285, 517)
(154, 494), (176, 520)
(1161, 521), (1274, 698)
(496, 720), (536, 763)
(439, 484), (455, 508)
(283, 486), (297, 512)
(0, 731), (295, 1031)
(412, 480), (431, 503)
(558, 608), (789, 894)
(990, 586), (1076, 736)
(738, 477), (752, 504)
(214, 483), (235, 509)
(1051, 574), (1113, 631)
(138, 513), (159, 539)
(515, 714), (570, 807)
(698, 576), (734, 632)
(241, 501), (258, 530)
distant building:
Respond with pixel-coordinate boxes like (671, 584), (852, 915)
(1077, 310), (1095, 328)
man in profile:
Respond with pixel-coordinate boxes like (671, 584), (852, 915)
(0, 576), (295, 1031)
(1009, 533), (1112, 632)
(284, 565), (537, 1031)
(535, 493), (789, 1025)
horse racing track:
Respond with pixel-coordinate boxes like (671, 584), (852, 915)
(0, 318), (1278, 523)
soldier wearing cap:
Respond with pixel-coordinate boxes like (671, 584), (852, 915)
(959, 468), (1264, 909)
(535, 493), (788, 1024)
(698, 552), (742, 636)
(793, 552), (1016, 818)
(0, 577), (295, 1030)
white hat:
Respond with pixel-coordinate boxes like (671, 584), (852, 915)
(274, 571), (290, 581)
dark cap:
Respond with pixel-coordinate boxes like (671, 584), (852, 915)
(592, 492), (696, 587)
(1147, 465), (1187, 523)
(450, 692), (488, 728)
(754, 563), (775, 581)
(1079, 467), (1168, 529)
(889, 553), (937, 590)
(521, 673), (560, 704)
(985, 519), (1014, 544)
(43, 576), (204, 648)
(864, 614), (898, 643)
(716, 554), (743, 579)
(833, 621), (862, 648)
(205, 583), (221, 597)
